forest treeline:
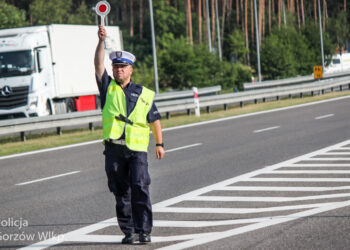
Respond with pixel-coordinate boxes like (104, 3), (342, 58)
(1, 0), (349, 91)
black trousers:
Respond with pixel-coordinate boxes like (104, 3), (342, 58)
(104, 142), (153, 235)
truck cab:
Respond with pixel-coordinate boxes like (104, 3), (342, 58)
(0, 26), (53, 119)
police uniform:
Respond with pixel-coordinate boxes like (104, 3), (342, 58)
(96, 51), (161, 241)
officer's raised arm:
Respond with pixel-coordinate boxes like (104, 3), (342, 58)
(94, 25), (106, 81)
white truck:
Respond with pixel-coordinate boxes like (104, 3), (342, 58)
(324, 52), (350, 74)
(0, 24), (122, 119)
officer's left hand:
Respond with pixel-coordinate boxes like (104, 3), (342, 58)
(156, 146), (165, 160)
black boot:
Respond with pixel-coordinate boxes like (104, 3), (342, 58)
(139, 232), (151, 243)
(121, 233), (137, 244)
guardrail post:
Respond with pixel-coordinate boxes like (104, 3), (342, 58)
(348, 84), (350, 90)
(89, 122), (94, 131)
(263, 98), (266, 102)
(240, 101), (243, 108)
(311, 91), (314, 96)
(166, 112), (170, 119)
(300, 93), (303, 98)
(206, 106), (210, 113)
(57, 127), (62, 136)
(288, 94), (292, 99)
(276, 96), (280, 101)
(331, 87), (334, 92)
(187, 109), (191, 116)
(321, 89), (324, 94)
(254, 99), (257, 104)
(224, 104), (228, 110)
(20, 132), (26, 142)
(340, 85), (343, 91)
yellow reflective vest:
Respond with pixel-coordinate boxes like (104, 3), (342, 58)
(102, 80), (155, 152)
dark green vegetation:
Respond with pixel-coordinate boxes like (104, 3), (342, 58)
(1, 0), (349, 91)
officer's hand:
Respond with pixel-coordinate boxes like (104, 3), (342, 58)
(156, 146), (165, 160)
(98, 25), (107, 41)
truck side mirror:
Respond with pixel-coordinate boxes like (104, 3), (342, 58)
(36, 49), (46, 73)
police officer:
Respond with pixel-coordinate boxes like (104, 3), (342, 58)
(94, 25), (165, 244)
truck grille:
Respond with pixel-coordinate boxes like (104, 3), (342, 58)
(0, 86), (29, 109)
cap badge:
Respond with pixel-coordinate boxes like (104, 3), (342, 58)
(116, 51), (122, 58)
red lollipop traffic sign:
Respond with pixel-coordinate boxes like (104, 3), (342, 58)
(95, 1), (110, 26)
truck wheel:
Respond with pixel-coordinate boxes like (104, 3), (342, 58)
(54, 101), (66, 114)
(66, 98), (75, 113)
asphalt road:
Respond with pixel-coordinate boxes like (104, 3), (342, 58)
(1, 95), (350, 249)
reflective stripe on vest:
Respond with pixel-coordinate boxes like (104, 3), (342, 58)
(102, 80), (155, 152)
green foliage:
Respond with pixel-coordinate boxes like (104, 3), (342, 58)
(0, 3), (27, 29)
(328, 11), (349, 52)
(30, 0), (72, 25)
(67, 1), (94, 25)
(224, 29), (249, 63)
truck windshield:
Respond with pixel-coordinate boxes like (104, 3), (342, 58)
(0, 50), (34, 78)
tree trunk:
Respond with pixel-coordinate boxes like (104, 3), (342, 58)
(259, 0), (263, 44)
(221, 0), (227, 48)
(301, 0), (305, 25)
(345, 0), (347, 12)
(211, 0), (216, 46)
(323, 0), (326, 31)
(203, 0), (208, 45)
(236, 0), (239, 25)
(245, 0), (250, 64)
(314, 0), (317, 25)
(278, 0), (281, 29)
(188, 0), (193, 45)
(130, 0), (134, 38)
(268, 0), (271, 33)
(251, 0), (254, 46)
(296, 0), (300, 29)
(139, 0), (143, 39)
(198, 0), (202, 44)
(123, 0), (127, 23)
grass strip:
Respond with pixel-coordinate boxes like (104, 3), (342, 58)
(1, 91), (349, 157)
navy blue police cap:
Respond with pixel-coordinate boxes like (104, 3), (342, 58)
(109, 51), (136, 66)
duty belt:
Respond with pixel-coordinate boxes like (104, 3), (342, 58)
(115, 114), (133, 125)
(108, 139), (127, 145)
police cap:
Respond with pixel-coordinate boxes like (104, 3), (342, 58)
(109, 51), (136, 66)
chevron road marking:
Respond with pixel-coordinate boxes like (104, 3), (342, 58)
(21, 139), (350, 250)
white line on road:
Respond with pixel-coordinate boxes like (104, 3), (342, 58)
(16, 171), (80, 186)
(304, 158), (350, 161)
(154, 202), (337, 214)
(217, 186), (350, 192)
(315, 114), (334, 120)
(289, 164), (350, 167)
(253, 126), (280, 133)
(269, 170), (350, 174)
(165, 143), (202, 153)
(190, 193), (350, 202)
(247, 177), (350, 182)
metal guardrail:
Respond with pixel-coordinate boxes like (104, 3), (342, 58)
(243, 70), (350, 90)
(1, 77), (350, 140)
(154, 85), (221, 101)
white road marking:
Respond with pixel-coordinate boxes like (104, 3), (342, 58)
(21, 139), (350, 250)
(290, 163), (350, 167)
(165, 143), (202, 153)
(304, 157), (350, 161)
(247, 178), (350, 182)
(217, 186), (350, 192)
(15, 171), (80, 186)
(157, 200), (350, 250)
(321, 152), (350, 155)
(315, 114), (334, 120)
(190, 193), (350, 202)
(4, 95), (350, 161)
(269, 170), (350, 174)
(253, 126), (280, 133)
(154, 203), (337, 214)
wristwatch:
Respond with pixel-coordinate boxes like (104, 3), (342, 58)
(156, 143), (164, 147)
